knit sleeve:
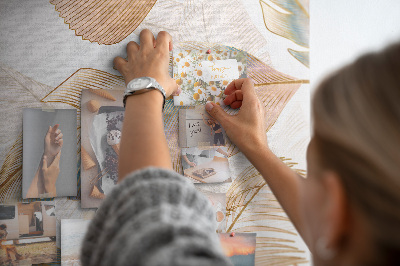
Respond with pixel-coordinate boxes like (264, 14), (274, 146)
(80, 167), (232, 266)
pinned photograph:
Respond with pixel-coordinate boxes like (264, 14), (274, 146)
(17, 202), (56, 239)
(181, 147), (231, 183)
(22, 108), (77, 198)
(81, 89), (125, 208)
(61, 219), (92, 266)
(204, 192), (227, 233)
(173, 47), (247, 106)
(0, 236), (57, 265)
(179, 108), (227, 148)
(0, 201), (57, 265)
(219, 233), (257, 266)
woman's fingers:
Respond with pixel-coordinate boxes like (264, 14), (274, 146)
(114, 56), (127, 73)
(139, 29), (155, 51)
(52, 124), (60, 133)
(155, 31), (173, 52)
(225, 78), (256, 97)
(55, 133), (63, 141)
(126, 41), (139, 57)
(223, 90), (243, 108)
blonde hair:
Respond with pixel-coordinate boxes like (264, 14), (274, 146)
(312, 43), (400, 264)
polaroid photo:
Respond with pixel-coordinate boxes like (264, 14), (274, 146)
(179, 108), (227, 148)
(219, 233), (257, 266)
(203, 192), (227, 233)
(173, 47), (247, 106)
(22, 108), (77, 198)
(181, 146), (231, 183)
(61, 219), (92, 266)
(81, 89), (125, 208)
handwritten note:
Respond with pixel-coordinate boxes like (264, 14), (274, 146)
(199, 59), (239, 82)
(188, 121), (202, 138)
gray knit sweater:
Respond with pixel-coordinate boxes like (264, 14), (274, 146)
(81, 167), (232, 266)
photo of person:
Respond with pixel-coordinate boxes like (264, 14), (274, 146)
(179, 108), (227, 148)
(201, 114), (225, 146)
(23, 109), (77, 199)
(0, 224), (23, 263)
(182, 147), (231, 183)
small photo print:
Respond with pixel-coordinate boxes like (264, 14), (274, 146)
(173, 47), (247, 106)
(204, 192), (227, 233)
(61, 219), (92, 266)
(22, 108), (77, 198)
(17, 201), (56, 239)
(179, 108), (227, 148)
(219, 233), (257, 266)
(0, 236), (57, 265)
(81, 89), (125, 208)
(182, 147), (231, 183)
(0, 201), (57, 265)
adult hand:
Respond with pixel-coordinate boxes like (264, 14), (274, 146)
(114, 29), (178, 97)
(42, 152), (61, 197)
(205, 78), (268, 154)
(44, 124), (63, 160)
(188, 162), (197, 167)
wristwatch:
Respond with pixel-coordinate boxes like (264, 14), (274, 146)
(123, 77), (166, 109)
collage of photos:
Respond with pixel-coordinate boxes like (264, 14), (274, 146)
(173, 47), (247, 106)
(0, 202), (57, 265)
(80, 89), (125, 208)
(22, 109), (77, 199)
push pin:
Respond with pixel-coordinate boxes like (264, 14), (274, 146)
(230, 232), (235, 237)
(206, 49), (211, 54)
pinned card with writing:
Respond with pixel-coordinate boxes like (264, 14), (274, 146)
(179, 108), (227, 148)
(173, 47), (247, 106)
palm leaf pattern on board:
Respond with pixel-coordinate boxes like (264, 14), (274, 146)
(227, 162), (307, 265)
(260, 0), (309, 68)
(1, 44), (309, 264)
(50, 0), (158, 45)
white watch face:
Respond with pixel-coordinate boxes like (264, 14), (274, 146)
(130, 77), (151, 90)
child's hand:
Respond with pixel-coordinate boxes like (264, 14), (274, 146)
(44, 124), (63, 160)
(114, 29), (178, 97)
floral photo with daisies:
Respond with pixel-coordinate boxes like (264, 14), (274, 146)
(173, 47), (247, 106)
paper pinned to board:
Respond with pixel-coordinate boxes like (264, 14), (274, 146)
(173, 47), (247, 106)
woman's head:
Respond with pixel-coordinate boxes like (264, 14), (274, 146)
(304, 43), (400, 265)
(0, 224), (7, 230)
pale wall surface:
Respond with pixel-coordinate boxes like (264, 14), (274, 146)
(310, 1), (400, 91)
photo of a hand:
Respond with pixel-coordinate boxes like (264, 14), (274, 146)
(26, 124), (63, 198)
(44, 124), (63, 159)
(42, 152), (61, 197)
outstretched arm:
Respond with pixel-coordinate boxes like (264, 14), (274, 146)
(115, 30), (178, 181)
(205, 78), (307, 242)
